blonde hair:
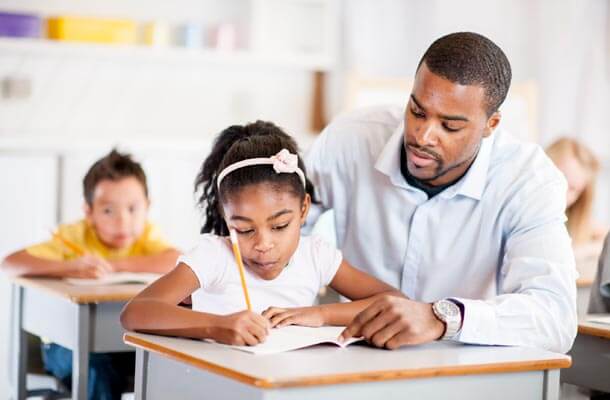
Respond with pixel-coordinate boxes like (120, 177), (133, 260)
(546, 137), (600, 244)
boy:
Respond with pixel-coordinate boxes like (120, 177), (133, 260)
(2, 149), (180, 400)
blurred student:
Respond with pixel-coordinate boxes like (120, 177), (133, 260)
(2, 149), (179, 400)
(546, 137), (607, 280)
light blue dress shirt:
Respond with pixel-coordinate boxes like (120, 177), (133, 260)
(305, 106), (577, 353)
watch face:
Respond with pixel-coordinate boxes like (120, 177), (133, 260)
(438, 300), (459, 317)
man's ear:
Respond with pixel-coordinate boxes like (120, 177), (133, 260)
(484, 111), (501, 138)
(300, 193), (311, 224)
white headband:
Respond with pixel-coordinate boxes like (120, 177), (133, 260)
(216, 148), (306, 189)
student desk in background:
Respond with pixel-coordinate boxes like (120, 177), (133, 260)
(125, 332), (570, 400)
(562, 318), (610, 393)
(9, 277), (145, 400)
(575, 277), (593, 317)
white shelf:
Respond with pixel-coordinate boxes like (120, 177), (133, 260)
(0, 37), (335, 71)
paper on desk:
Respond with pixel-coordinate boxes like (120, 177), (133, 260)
(587, 315), (610, 324)
(224, 326), (363, 355)
(65, 272), (161, 286)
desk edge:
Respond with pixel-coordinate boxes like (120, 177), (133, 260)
(124, 333), (571, 389)
(11, 277), (142, 304)
(579, 323), (610, 340)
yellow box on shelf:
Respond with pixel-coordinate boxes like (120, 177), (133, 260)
(142, 22), (171, 46)
(47, 16), (137, 44)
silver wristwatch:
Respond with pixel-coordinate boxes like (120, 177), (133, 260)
(432, 299), (462, 340)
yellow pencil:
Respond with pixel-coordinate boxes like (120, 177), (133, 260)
(51, 230), (86, 257)
(229, 229), (252, 311)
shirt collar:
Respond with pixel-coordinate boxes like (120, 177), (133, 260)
(374, 121), (495, 201)
(439, 132), (495, 201)
(374, 121), (411, 190)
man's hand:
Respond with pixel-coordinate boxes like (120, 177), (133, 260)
(262, 306), (325, 328)
(340, 295), (445, 349)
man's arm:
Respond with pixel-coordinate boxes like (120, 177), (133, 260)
(453, 179), (577, 353)
(343, 178), (578, 354)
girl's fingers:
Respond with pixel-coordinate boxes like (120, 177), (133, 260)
(270, 313), (288, 327)
(251, 313), (271, 332)
(241, 330), (261, 346)
(277, 317), (297, 328)
(248, 322), (268, 343)
(262, 307), (285, 319)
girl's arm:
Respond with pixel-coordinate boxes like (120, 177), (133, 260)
(264, 260), (404, 327)
(111, 248), (181, 274)
(321, 259), (405, 325)
(120, 263), (269, 345)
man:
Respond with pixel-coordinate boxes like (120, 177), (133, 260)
(306, 32), (577, 353)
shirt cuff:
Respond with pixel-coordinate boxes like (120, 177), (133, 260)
(450, 297), (497, 345)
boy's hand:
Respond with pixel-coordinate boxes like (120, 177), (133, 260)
(63, 255), (114, 278)
(262, 306), (325, 328)
(210, 311), (270, 346)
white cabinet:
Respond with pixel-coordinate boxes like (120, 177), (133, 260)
(0, 153), (58, 400)
(138, 149), (207, 251)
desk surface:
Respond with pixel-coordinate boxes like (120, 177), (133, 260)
(579, 319), (610, 340)
(124, 332), (570, 389)
(11, 276), (145, 304)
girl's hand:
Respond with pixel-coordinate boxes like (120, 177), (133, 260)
(262, 306), (325, 328)
(210, 311), (270, 346)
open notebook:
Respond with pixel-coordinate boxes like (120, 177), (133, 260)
(65, 272), (161, 286)
(223, 326), (364, 355)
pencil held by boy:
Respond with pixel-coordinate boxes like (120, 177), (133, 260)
(2, 149), (180, 278)
(120, 121), (404, 347)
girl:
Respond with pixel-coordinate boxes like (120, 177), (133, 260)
(121, 121), (402, 346)
(546, 137), (607, 283)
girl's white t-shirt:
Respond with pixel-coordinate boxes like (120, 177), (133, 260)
(178, 234), (343, 315)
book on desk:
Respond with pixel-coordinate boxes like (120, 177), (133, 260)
(218, 326), (363, 355)
(65, 272), (161, 286)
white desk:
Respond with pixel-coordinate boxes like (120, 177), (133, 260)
(125, 331), (570, 400)
(561, 318), (610, 392)
(9, 277), (145, 400)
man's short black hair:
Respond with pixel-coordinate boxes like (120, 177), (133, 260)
(417, 32), (512, 116)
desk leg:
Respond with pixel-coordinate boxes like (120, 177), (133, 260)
(543, 369), (560, 400)
(10, 284), (27, 400)
(135, 348), (149, 400)
(72, 304), (90, 400)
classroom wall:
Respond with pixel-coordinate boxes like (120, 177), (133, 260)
(0, 44), (318, 143)
(0, 0), (323, 144)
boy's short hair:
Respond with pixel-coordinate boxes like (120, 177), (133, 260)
(83, 149), (148, 206)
